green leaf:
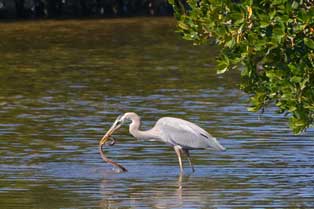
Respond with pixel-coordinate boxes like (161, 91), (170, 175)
(217, 66), (228, 74)
(290, 76), (302, 83)
(224, 38), (235, 48)
(217, 55), (230, 74)
(247, 106), (258, 112)
(304, 38), (314, 49)
(291, 1), (299, 9)
(178, 21), (190, 30)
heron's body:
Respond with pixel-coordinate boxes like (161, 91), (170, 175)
(100, 112), (226, 173)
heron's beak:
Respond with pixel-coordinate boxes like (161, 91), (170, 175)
(99, 115), (123, 146)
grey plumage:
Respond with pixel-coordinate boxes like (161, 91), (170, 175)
(154, 117), (225, 151)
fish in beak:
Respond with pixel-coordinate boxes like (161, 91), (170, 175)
(99, 115), (123, 146)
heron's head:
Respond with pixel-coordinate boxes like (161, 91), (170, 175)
(99, 114), (124, 146)
(99, 112), (140, 146)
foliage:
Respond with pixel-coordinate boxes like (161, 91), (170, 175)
(169, 0), (314, 133)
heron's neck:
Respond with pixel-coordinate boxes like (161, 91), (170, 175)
(129, 118), (157, 141)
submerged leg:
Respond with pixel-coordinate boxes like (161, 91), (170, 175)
(174, 146), (184, 173)
(183, 149), (195, 172)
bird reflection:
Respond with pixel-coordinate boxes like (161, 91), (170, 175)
(176, 173), (193, 196)
(98, 172), (217, 209)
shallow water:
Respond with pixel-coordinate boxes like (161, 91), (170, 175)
(0, 18), (313, 208)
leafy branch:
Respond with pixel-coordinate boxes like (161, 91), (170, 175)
(170, 0), (314, 133)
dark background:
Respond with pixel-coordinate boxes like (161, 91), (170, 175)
(0, 0), (174, 19)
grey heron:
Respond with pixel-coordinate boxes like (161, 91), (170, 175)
(100, 112), (226, 173)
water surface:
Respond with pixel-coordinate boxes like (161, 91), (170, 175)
(0, 18), (313, 208)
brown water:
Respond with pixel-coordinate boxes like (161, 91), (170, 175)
(0, 18), (313, 208)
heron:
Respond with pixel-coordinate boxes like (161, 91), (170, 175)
(99, 112), (226, 173)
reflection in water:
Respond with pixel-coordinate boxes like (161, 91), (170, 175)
(99, 174), (207, 208)
(0, 18), (313, 208)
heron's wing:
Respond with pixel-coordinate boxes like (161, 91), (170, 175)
(155, 117), (225, 150)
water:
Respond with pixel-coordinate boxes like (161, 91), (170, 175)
(0, 18), (313, 208)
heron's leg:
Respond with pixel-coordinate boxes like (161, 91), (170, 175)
(183, 149), (195, 172)
(174, 146), (184, 173)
